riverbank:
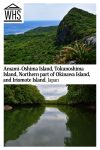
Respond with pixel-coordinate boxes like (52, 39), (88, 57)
(4, 101), (96, 113)
(4, 84), (96, 112)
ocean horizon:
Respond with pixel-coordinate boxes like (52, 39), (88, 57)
(4, 20), (60, 35)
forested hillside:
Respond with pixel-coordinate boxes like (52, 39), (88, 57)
(4, 85), (45, 105)
(4, 8), (96, 64)
(58, 85), (96, 105)
(4, 26), (59, 64)
(56, 7), (96, 45)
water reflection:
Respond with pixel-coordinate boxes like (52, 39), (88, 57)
(5, 107), (69, 146)
(4, 106), (96, 146)
(58, 106), (96, 146)
(4, 107), (45, 145)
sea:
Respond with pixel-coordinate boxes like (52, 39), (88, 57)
(4, 21), (60, 35)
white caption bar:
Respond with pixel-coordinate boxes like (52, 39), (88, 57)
(3, 65), (97, 84)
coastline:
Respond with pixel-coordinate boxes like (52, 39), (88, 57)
(4, 20), (60, 35)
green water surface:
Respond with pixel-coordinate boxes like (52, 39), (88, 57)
(4, 106), (96, 146)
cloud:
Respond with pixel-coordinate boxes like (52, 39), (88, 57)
(36, 84), (68, 100)
(24, 3), (96, 21)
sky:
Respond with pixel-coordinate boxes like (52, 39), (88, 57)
(36, 84), (68, 100)
(24, 3), (96, 21)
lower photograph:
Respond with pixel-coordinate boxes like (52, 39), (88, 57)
(4, 84), (96, 147)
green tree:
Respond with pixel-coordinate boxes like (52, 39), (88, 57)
(4, 85), (45, 105)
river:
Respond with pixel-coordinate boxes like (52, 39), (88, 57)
(4, 106), (96, 146)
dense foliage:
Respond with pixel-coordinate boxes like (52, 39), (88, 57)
(45, 100), (58, 105)
(4, 26), (59, 64)
(58, 85), (96, 105)
(55, 41), (96, 64)
(4, 8), (96, 64)
(4, 85), (45, 105)
(56, 7), (96, 45)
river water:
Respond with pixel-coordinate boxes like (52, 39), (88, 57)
(4, 106), (96, 146)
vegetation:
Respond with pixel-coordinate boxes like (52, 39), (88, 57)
(4, 26), (60, 64)
(4, 8), (96, 64)
(4, 85), (45, 105)
(45, 100), (58, 105)
(55, 41), (96, 64)
(45, 85), (96, 106)
(56, 7), (96, 45)
(4, 84), (96, 146)
(4, 84), (96, 107)
(58, 85), (96, 106)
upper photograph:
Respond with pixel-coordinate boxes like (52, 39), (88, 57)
(4, 3), (96, 64)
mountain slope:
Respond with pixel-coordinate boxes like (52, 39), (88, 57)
(4, 8), (96, 64)
(4, 26), (58, 64)
(56, 7), (96, 45)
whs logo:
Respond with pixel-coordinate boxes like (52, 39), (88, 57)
(4, 3), (22, 22)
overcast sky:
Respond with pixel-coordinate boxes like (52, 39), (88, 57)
(36, 84), (68, 100)
(24, 3), (96, 21)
